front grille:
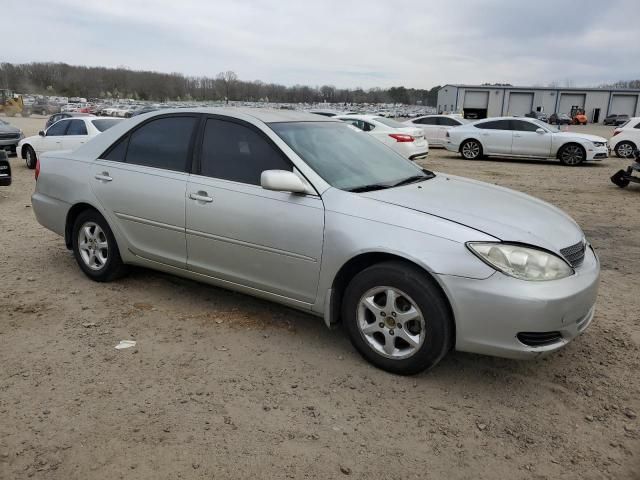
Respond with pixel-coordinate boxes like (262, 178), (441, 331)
(560, 240), (586, 268)
(517, 331), (563, 347)
(0, 133), (19, 140)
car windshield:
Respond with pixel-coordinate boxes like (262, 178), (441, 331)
(373, 117), (406, 129)
(270, 122), (431, 191)
(92, 119), (122, 132)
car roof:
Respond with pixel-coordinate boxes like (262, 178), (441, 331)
(334, 114), (382, 121)
(162, 107), (336, 123)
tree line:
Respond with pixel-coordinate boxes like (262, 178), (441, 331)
(0, 62), (441, 106)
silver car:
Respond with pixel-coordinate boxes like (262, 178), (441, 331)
(32, 108), (600, 374)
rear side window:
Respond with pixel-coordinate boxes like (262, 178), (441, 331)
(438, 117), (461, 126)
(475, 120), (511, 130)
(46, 120), (69, 136)
(199, 118), (291, 185)
(418, 117), (438, 125)
(126, 116), (197, 171)
(66, 120), (88, 135)
(92, 119), (121, 132)
(103, 136), (128, 162)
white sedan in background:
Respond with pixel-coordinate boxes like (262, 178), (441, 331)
(335, 115), (428, 160)
(404, 114), (466, 147)
(609, 117), (640, 158)
(445, 117), (608, 166)
(19, 117), (123, 169)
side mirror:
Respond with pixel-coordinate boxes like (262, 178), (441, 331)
(261, 170), (308, 194)
(38, 130), (45, 136)
(535, 128), (546, 134)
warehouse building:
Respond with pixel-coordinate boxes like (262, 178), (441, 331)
(437, 84), (640, 123)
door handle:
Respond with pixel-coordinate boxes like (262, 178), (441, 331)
(189, 191), (213, 203)
(513, 134), (522, 137)
(481, 133), (489, 136)
(94, 172), (112, 182)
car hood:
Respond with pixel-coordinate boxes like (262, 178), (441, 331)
(554, 132), (606, 142)
(0, 123), (21, 134)
(360, 174), (584, 252)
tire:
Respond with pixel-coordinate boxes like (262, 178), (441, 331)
(615, 141), (636, 159)
(24, 145), (37, 169)
(72, 209), (128, 282)
(460, 139), (482, 160)
(558, 143), (586, 166)
(610, 170), (630, 188)
(342, 261), (453, 375)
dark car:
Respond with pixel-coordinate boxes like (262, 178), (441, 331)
(0, 150), (11, 186)
(126, 106), (159, 118)
(31, 99), (61, 116)
(45, 112), (95, 129)
(549, 113), (572, 125)
(0, 118), (23, 155)
(603, 114), (630, 126)
(525, 111), (549, 122)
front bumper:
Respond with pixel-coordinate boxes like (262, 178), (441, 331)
(586, 145), (608, 161)
(0, 137), (21, 153)
(437, 245), (600, 359)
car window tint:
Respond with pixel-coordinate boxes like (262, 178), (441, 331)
(125, 116), (197, 171)
(475, 120), (511, 130)
(92, 119), (121, 132)
(438, 117), (461, 126)
(102, 135), (129, 162)
(511, 120), (540, 132)
(66, 120), (88, 135)
(46, 120), (69, 136)
(419, 117), (438, 125)
(200, 118), (291, 185)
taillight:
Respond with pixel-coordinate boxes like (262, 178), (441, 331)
(389, 133), (414, 142)
(35, 157), (40, 181)
(612, 130), (620, 136)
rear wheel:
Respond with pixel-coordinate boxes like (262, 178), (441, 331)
(24, 145), (37, 169)
(615, 141), (636, 158)
(460, 139), (482, 160)
(72, 210), (128, 282)
(342, 261), (453, 375)
(559, 143), (585, 166)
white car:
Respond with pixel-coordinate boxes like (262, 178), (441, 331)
(18, 117), (123, 169)
(335, 115), (429, 160)
(445, 117), (608, 165)
(404, 115), (467, 147)
(609, 117), (640, 158)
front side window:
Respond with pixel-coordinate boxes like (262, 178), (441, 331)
(199, 118), (291, 185)
(511, 120), (541, 132)
(66, 120), (88, 135)
(126, 116), (197, 171)
(46, 120), (69, 136)
(270, 122), (426, 191)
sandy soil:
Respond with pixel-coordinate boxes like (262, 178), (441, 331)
(1, 115), (638, 479)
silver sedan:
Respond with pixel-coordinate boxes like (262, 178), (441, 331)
(31, 108), (599, 374)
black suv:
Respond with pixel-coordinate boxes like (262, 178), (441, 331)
(603, 114), (629, 126)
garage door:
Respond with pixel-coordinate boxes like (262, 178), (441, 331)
(558, 93), (586, 114)
(610, 94), (638, 117)
(463, 91), (489, 109)
(507, 92), (534, 116)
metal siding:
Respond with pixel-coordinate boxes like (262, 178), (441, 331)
(507, 92), (534, 116)
(463, 90), (490, 109)
(610, 94), (638, 117)
(558, 93), (586, 114)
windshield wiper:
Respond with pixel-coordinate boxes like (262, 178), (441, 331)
(347, 183), (392, 193)
(391, 171), (435, 188)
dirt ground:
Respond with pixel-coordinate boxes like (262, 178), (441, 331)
(1, 115), (638, 479)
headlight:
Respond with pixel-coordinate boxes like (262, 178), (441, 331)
(592, 141), (606, 147)
(467, 242), (573, 281)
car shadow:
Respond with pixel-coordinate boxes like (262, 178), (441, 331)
(442, 153), (608, 168)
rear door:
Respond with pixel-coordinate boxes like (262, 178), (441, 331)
(91, 114), (198, 267)
(61, 119), (89, 151)
(510, 119), (552, 157)
(185, 116), (324, 303)
(474, 119), (513, 154)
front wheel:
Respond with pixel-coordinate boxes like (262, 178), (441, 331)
(559, 144), (586, 166)
(72, 210), (128, 282)
(460, 139), (482, 160)
(342, 261), (453, 375)
(615, 141), (636, 158)
(24, 146), (37, 169)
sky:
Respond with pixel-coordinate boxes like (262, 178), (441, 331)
(6, 0), (640, 90)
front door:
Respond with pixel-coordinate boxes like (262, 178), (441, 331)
(35, 118), (70, 156)
(91, 115), (199, 268)
(186, 117), (324, 303)
(510, 119), (552, 157)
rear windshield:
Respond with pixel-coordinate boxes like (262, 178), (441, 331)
(92, 119), (122, 132)
(373, 117), (406, 128)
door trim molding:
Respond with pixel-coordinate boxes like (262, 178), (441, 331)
(115, 211), (185, 233)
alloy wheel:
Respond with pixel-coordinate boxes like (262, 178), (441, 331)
(78, 222), (109, 270)
(617, 142), (634, 158)
(357, 286), (426, 359)
(561, 145), (584, 165)
(462, 141), (480, 159)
